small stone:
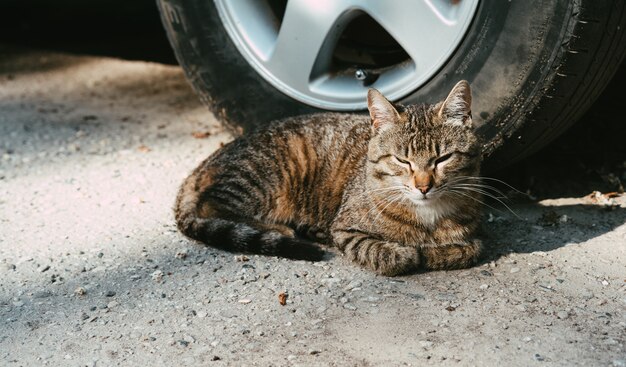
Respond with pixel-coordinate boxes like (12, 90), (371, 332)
(344, 280), (362, 291)
(362, 296), (380, 303)
(522, 337), (532, 342)
(234, 255), (249, 262)
(175, 250), (188, 260)
(287, 355), (296, 361)
(196, 311), (207, 318)
(343, 303), (357, 310)
(74, 287), (87, 296)
(107, 301), (119, 308)
(419, 340), (433, 349)
(556, 311), (569, 319)
(17, 256), (32, 265)
(480, 270), (493, 276)
(104, 290), (116, 297)
(510, 267), (520, 273)
(177, 340), (189, 347)
(309, 349), (321, 355)
(211, 356), (221, 361)
(320, 278), (342, 287)
(3, 263), (16, 271)
(80, 312), (89, 321)
(151, 270), (164, 282)
(534, 354), (545, 361)
(238, 299), (252, 304)
(581, 291), (594, 300)
(479, 284), (489, 290)
(601, 280), (609, 286)
(33, 290), (52, 299)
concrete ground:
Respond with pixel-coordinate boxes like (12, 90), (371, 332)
(0, 45), (625, 366)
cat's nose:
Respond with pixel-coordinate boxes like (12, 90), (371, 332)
(413, 172), (433, 194)
(418, 185), (431, 194)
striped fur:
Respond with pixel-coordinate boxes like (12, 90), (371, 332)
(175, 81), (484, 275)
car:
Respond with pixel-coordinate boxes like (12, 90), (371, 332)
(157, 0), (626, 169)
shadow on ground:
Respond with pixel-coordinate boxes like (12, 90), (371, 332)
(482, 202), (626, 258)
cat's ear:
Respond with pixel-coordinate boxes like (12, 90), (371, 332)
(438, 80), (472, 127)
(367, 89), (400, 131)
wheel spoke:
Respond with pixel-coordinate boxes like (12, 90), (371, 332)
(360, 0), (475, 70)
(265, 0), (354, 91)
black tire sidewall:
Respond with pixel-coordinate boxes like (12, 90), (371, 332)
(159, 0), (586, 163)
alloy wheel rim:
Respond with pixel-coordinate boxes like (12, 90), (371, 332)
(215, 0), (479, 110)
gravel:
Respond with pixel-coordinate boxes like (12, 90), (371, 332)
(0, 47), (625, 366)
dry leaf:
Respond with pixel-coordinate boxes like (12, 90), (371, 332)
(192, 131), (212, 139)
(278, 292), (288, 306)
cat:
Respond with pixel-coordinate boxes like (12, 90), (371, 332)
(175, 80), (483, 276)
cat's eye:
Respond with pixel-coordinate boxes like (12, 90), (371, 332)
(435, 152), (454, 166)
(394, 156), (411, 165)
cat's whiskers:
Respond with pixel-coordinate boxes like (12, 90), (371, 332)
(445, 189), (508, 216)
(450, 183), (507, 199)
(439, 175), (522, 218)
(443, 180), (508, 199)
(445, 185), (521, 219)
(358, 190), (405, 226)
(354, 186), (407, 224)
(361, 191), (404, 221)
(352, 185), (407, 200)
(450, 175), (529, 197)
(370, 192), (408, 230)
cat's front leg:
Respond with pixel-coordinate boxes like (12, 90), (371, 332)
(420, 239), (482, 270)
(332, 229), (420, 276)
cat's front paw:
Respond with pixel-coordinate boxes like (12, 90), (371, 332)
(332, 229), (420, 276)
(348, 240), (419, 276)
(421, 239), (482, 270)
(373, 244), (421, 276)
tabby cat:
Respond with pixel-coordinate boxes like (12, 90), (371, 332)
(175, 80), (483, 276)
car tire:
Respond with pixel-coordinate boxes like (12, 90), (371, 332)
(158, 0), (626, 168)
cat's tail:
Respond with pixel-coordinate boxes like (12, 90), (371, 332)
(174, 175), (325, 261)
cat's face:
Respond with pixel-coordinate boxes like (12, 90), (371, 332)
(366, 81), (481, 206)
